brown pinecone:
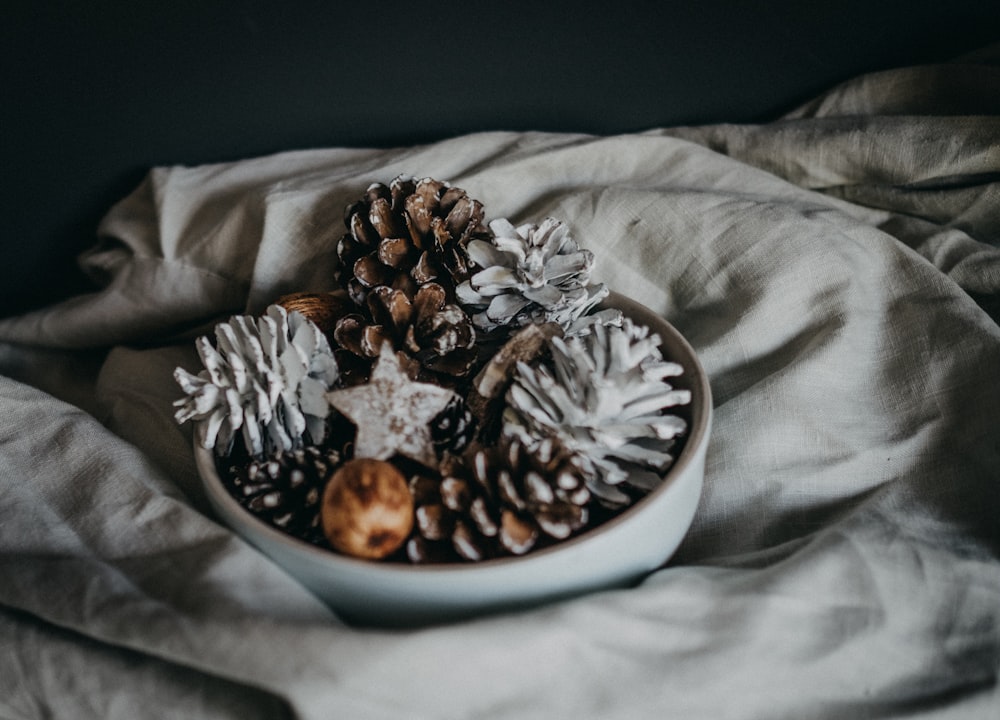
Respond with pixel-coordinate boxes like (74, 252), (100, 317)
(220, 444), (347, 546)
(332, 281), (477, 383)
(430, 395), (477, 456)
(336, 175), (489, 307)
(405, 436), (592, 563)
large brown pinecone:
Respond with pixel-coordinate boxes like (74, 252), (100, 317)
(220, 444), (347, 546)
(336, 175), (489, 307)
(406, 436), (592, 563)
(332, 281), (478, 383)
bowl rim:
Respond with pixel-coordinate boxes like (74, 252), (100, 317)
(196, 291), (712, 575)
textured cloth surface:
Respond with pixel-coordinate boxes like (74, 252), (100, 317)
(1, 52), (999, 719)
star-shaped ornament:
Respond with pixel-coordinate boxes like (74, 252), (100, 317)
(326, 344), (457, 470)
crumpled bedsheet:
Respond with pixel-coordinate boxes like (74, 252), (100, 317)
(1, 50), (999, 719)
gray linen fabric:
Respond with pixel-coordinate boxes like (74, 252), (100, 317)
(1, 53), (998, 719)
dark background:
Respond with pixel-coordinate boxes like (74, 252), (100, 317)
(3, 1), (999, 318)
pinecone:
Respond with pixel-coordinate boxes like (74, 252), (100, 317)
(220, 443), (347, 546)
(336, 175), (489, 306)
(332, 282), (478, 383)
(406, 436), (592, 563)
(430, 395), (477, 456)
(465, 321), (563, 444)
(502, 317), (691, 508)
(173, 305), (341, 457)
(455, 217), (612, 334)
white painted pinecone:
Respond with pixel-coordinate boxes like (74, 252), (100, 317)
(502, 318), (691, 507)
(456, 217), (613, 333)
(173, 305), (341, 457)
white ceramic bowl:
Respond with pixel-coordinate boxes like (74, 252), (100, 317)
(195, 293), (712, 627)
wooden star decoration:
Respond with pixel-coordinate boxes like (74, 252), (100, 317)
(325, 344), (457, 470)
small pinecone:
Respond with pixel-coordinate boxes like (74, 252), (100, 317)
(336, 175), (489, 307)
(430, 396), (477, 456)
(406, 436), (591, 563)
(220, 445), (346, 546)
(332, 282), (478, 383)
(455, 217), (610, 334)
